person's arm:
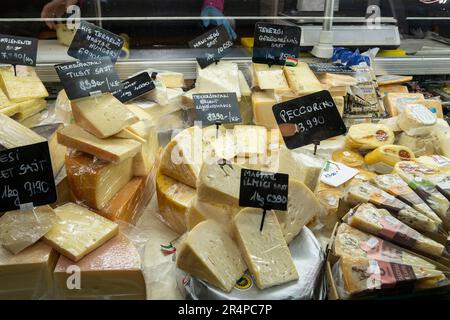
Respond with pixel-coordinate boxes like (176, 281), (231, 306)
(41, 0), (78, 30)
(201, 0), (237, 40)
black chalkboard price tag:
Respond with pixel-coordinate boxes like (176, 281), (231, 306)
(55, 57), (122, 100)
(252, 22), (301, 66)
(68, 21), (124, 63)
(239, 169), (289, 231)
(0, 34), (38, 67)
(272, 90), (347, 151)
(193, 92), (241, 126)
(188, 25), (233, 69)
(113, 72), (155, 103)
(0, 141), (57, 212)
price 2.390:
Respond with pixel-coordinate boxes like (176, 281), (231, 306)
(295, 116), (325, 133)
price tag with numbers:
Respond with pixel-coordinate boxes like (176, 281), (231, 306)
(55, 57), (122, 100)
(113, 72), (155, 103)
(0, 34), (38, 67)
(272, 90), (347, 150)
(193, 92), (241, 126)
(252, 22), (301, 66)
(0, 141), (57, 212)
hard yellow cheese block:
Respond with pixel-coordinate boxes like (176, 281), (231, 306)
(53, 233), (146, 299)
(365, 144), (415, 174)
(176, 220), (247, 292)
(233, 208), (298, 289)
(284, 62), (323, 96)
(156, 71), (185, 88)
(44, 203), (119, 262)
(252, 63), (289, 90)
(0, 113), (45, 148)
(252, 91), (277, 129)
(0, 66), (48, 102)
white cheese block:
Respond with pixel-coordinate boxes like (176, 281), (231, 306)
(252, 63), (289, 90)
(397, 104), (437, 137)
(397, 132), (438, 157)
(176, 220), (247, 292)
(144, 79), (168, 105)
(197, 61), (241, 100)
(71, 93), (139, 138)
(233, 125), (267, 158)
(0, 206), (59, 254)
(238, 71), (251, 96)
(156, 71), (185, 88)
(233, 208), (299, 289)
(0, 66), (48, 102)
(251, 90), (278, 129)
(433, 127), (450, 158)
(43, 203), (119, 262)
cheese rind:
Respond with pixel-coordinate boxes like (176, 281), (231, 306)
(233, 208), (299, 289)
(43, 203), (119, 262)
(176, 220), (247, 292)
(57, 124), (142, 163)
(0, 206), (59, 254)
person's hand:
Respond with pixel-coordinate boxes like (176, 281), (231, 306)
(201, 5), (237, 40)
(41, 0), (78, 30)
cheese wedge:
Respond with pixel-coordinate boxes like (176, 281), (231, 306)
(44, 203), (119, 262)
(238, 70), (251, 97)
(252, 63), (289, 90)
(345, 183), (440, 233)
(383, 93), (425, 117)
(0, 206), (59, 254)
(0, 242), (58, 299)
(347, 203), (445, 258)
(233, 125), (267, 158)
(156, 171), (196, 234)
(334, 223), (437, 269)
(132, 129), (158, 177)
(65, 152), (133, 210)
(197, 61), (241, 100)
(156, 71), (184, 88)
(346, 123), (395, 150)
(416, 155), (450, 173)
(283, 62), (323, 96)
(176, 220), (247, 292)
(397, 104), (437, 136)
(0, 66), (48, 102)
(252, 91), (277, 129)
(71, 93), (139, 138)
(53, 233), (146, 299)
(0, 113), (45, 148)
(364, 145), (415, 174)
(57, 124), (142, 163)
(233, 208), (299, 289)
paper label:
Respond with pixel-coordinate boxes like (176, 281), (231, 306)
(320, 160), (359, 187)
(379, 215), (419, 249)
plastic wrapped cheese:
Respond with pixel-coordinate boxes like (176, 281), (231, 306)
(416, 155), (450, 173)
(346, 123), (395, 150)
(397, 104), (437, 137)
(364, 145), (415, 174)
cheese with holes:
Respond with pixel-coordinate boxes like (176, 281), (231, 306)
(347, 203), (444, 258)
(284, 62), (323, 96)
(0, 206), (59, 254)
(100, 177), (149, 225)
(233, 208), (298, 289)
(57, 124), (141, 163)
(372, 174), (442, 224)
(0, 242), (57, 299)
(156, 171), (196, 234)
(345, 183), (440, 234)
(275, 180), (322, 243)
(0, 66), (48, 102)
(197, 61), (241, 100)
(416, 155), (450, 173)
(364, 145), (415, 174)
(176, 220), (246, 292)
(334, 223), (436, 269)
(44, 203), (119, 262)
(66, 152), (133, 210)
(397, 104), (437, 136)
(252, 91), (277, 129)
(397, 132), (438, 157)
(53, 233), (146, 299)
(72, 93), (138, 138)
(346, 123), (395, 150)
(252, 63), (289, 90)
(0, 113), (45, 148)
(156, 72), (184, 88)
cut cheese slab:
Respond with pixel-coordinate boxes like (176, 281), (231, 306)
(132, 128), (158, 177)
(252, 91), (277, 129)
(347, 203), (445, 258)
(397, 104), (437, 137)
(334, 223), (437, 269)
(433, 127), (450, 158)
(0, 242), (58, 299)
(100, 177), (149, 225)
(252, 63), (289, 90)
(53, 233), (146, 299)
(283, 62), (323, 96)
(197, 61), (241, 100)
(383, 93), (425, 117)
(416, 155), (450, 173)
(71, 93), (138, 138)
(57, 124), (141, 163)
(233, 125), (267, 157)
(32, 123), (67, 176)
(44, 203), (119, 262)
(156, 171), (196, 234)
(0, 66), (48, 102)
(156, 71), (184, 88)
(0, 206), (59, 254)
(275, 179), (322, 243)
(65, 152), (133, 210)
(397, 132), (438, 157)
(364, 144), (415, 174)
(346, 123), (395, 150)
(238, 70), (251, 96)
(0, 113), (45, 148)
(233, 208), (299, 289)
(176, 220), (246, 292)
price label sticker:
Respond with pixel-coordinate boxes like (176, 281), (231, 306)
(309, 63), (354, 74)
(0, 141), (57, 212)
(188, 25), (233, 69)
(239, 169), (289, 211)
(272, 90), (347, 149)
(113, 72), (155, 103)
(0, 34), (38, 66)
(55, 57), (122, 100)
(193, 92), (241, 126)
(68, 21), (124, 63)
(252, 22), (301, 66)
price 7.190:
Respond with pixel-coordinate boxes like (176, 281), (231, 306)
(295, 116), (325, 133)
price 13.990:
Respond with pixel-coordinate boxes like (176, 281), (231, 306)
(295, 116), (325, 133)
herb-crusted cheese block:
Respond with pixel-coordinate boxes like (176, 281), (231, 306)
(176, 220), (246, 292)
(233, 208), (298, 289)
